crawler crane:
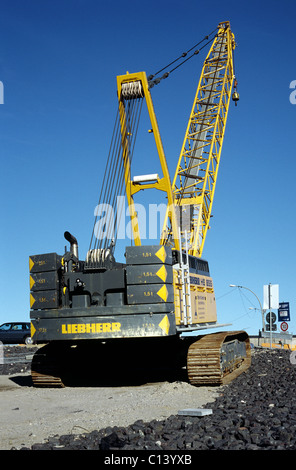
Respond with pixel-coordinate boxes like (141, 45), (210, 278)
(29, 21), (251, 387)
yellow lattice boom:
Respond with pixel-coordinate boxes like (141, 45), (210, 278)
(161, 21), (237, 257)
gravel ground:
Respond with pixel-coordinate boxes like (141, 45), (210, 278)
(0, 345), (218, 450)
(1, 346), (296, 451)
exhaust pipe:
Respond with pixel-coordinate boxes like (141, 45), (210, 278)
(64, 231), (79, 259)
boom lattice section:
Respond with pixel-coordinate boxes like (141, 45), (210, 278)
(162, 21), (236, 256)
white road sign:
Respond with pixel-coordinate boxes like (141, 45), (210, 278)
(263, 284), (279, 310)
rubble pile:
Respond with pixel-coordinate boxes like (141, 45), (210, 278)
(17, 348), (296, 450)
(0, 346), (37, 375)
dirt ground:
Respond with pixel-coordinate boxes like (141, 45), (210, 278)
(0, 371), (219, 450)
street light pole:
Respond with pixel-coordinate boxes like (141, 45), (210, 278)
(229, 284), (265, 333)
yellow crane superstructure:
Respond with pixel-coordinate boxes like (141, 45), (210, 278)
(116, 21), (239, 329)
(29, 21), (250, 388)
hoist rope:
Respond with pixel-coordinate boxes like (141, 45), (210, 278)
(89, 95), (143, 254)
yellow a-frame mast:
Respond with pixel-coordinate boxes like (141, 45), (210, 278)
(117, 71), (180, 250)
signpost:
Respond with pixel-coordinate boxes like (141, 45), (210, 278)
(261, 290), (292, 348)
(263, 284), (279, 348)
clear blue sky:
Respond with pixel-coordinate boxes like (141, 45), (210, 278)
(0, 0), (295, 337)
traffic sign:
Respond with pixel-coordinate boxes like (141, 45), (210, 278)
(280, 321), (289, 332)
(278, 302), (290, 322)
(263, 284), (279, 310)
(265, 323), (277, 331)
(266, 312), (276, 324)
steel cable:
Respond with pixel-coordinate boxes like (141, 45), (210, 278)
(148, 29), (217, 88)
(90, 95), (143, 254)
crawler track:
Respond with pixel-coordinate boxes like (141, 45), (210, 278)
(31, 345), (65, 387)
(31, 332), (251, 387)
(187, 331), (251, 386)
(31, 369), (65, 387)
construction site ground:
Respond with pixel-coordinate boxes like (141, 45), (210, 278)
(2, 345), (296, 451)
(0, 345), (218, 450)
